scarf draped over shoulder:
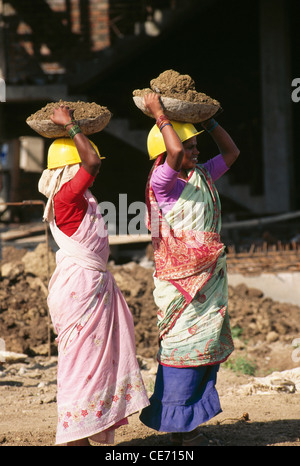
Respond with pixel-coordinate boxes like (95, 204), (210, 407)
(145, 154), (225, 304)
(145, 155), (233, 367)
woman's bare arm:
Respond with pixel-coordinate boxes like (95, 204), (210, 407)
(201, 119), (240, 167)
(144, 93), (184, 171)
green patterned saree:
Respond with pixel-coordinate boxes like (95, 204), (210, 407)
(145, 156), (234, 368)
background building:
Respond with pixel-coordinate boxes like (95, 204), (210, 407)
(0, 0), (299, 227)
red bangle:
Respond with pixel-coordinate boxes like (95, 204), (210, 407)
(156, 114), (169, 129)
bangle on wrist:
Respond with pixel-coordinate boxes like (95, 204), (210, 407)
(156, 114), (169, 129)
(207, 121), (218, 133)
(68, 124), (81, 139)
(203, 118), (218, 133)
(159, 122), (173, 132)
(64, 119), (76, 129)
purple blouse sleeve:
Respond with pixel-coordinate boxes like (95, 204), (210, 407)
(203, 154), (229, 181)
(150, 155), (229, 215)
(150, 162), (185, 215)
(151, 161), (180, 194)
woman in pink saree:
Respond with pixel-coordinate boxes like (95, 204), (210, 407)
(38, 105), (149, 446)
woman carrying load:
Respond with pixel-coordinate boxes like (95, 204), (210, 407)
(139, 93), (240, 446)
(38, 105), (149, 446)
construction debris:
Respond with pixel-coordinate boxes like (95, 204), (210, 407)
(0, 243), (299, 376)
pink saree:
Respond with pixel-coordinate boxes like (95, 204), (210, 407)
(48, 190), (149, 445)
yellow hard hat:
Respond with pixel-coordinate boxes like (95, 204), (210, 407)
(147, 120), (204, 160)
(47, 138), (101, 169)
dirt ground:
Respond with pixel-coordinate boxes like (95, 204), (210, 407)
(0, 243), (299, 447)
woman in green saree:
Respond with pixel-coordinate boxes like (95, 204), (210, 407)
(139, 92), (240, 446)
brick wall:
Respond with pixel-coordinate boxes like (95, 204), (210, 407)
(3, 0), (110, 84)
(2, 0), (177, 85)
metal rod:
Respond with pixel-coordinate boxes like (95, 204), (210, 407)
(222, 210), (300, 230)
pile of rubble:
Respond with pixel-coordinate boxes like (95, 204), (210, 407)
(0, 244), (299, 368)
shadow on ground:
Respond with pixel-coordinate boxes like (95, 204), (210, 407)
(116, 419), (300, 447)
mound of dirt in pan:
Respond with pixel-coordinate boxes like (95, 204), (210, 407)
(151, 69), (219, 105)
(0, 244), (299, 373)
(134, 69), (220, 105)
(26, 100), (111, 138)
(27, 100), (110, 122)
(133, 70), (221, 122)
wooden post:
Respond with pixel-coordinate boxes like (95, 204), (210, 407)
(10, 139), (20, 202)
(259, 0), (294, 213)
(0, 0), (6, 81)
(0, 0), (6, 137)
(0, 0), (5, 136)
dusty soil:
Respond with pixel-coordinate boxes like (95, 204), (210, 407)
(26, 100), (111, 122)
(133, 69), (220, 105)
(0, 243), (299, 447)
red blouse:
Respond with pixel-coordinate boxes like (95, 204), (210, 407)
(53, 166), (95, 237)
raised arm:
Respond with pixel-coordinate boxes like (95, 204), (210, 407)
(201, 118), (240, 168)
(144, 93), (184, 171)
(50, 105), (101, 176)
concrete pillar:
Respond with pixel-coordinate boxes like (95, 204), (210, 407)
(0, 0), (5, 137)
(260, 0), (294, 213)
